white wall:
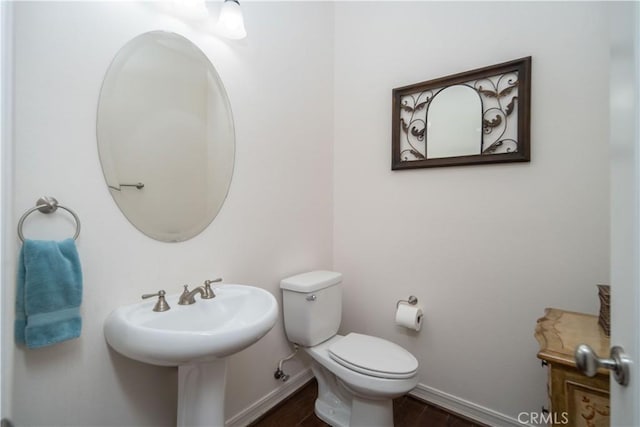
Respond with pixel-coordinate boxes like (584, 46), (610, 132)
(333, 1), (610, 421)
(10, 2), (333, 426)
(8, 1), (613, 425)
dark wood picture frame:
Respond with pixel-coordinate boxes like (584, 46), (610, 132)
(391, 57), (531, 170)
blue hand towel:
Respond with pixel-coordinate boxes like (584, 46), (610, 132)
(15, 238), (83, 348)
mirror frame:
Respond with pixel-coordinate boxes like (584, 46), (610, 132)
(391, 57), (531, 170)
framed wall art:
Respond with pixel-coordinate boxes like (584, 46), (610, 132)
(392, 57), (531, 169)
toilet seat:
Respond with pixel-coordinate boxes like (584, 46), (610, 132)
(328, 333), (418, 379)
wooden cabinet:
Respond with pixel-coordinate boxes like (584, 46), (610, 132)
(535, 308), (610, 427)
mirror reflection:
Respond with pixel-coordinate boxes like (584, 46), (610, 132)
(97, 31), (235, 242)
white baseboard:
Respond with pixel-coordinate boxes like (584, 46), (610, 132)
(409, 383), (524, 427)
(225, 368), (314, 427)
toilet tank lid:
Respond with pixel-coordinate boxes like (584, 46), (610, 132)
(280, 270), (342, 292)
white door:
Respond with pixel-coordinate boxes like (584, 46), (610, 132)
(609, 1), (639, 426)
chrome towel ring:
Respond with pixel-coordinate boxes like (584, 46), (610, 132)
(17, 196), (81, 242)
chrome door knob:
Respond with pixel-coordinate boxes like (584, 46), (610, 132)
(575, 344), (630, 386)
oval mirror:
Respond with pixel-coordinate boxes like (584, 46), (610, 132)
(97, 31), (235, 242)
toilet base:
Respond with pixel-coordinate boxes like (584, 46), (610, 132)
(311, 362), (396, 427)
(315, 392), (394, 427)
(315, 392), (350, 427)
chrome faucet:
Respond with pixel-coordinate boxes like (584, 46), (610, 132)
(178, 278), (222, 305)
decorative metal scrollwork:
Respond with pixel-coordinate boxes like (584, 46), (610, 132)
(399, 90), (432, 160)
(475, 72), (519, 154)
(392, 57), (531, 169)
(399, 74), (519, 160)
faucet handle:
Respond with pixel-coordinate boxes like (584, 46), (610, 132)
(141, 290), (170, 312)
(142, 289), (166, 299)
(202, 278), (222, 299)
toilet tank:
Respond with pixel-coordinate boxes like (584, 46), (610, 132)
(280, 271), (342, 347)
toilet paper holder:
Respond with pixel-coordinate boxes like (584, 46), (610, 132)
(396, 295), (418, 308)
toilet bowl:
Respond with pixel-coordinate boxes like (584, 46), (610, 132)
(280, 271), (419, 427)
(306, 334), (419, 427)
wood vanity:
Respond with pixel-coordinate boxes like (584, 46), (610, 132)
(535, 308), (610, 427)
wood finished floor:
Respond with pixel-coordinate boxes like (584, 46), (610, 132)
(249, 379), (485, 427)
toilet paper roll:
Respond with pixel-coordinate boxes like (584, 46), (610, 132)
(395, 303), (423, 331)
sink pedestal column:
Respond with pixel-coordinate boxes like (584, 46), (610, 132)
(177, 359), (228, 427)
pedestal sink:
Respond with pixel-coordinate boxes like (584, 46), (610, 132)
(104, 284), (278, 427)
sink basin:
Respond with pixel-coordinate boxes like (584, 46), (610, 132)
(104, 284), (278, 426)
(104, 284), (278, 366)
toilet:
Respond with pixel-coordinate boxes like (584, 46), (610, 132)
(281, 270), (419, 427)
